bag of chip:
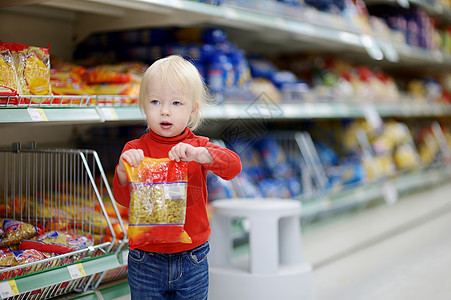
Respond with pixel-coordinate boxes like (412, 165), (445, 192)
(124, 157), (191, 249)
(19, 231), (93, 254)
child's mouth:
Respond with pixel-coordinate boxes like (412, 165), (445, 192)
(160, 122), (172, 129)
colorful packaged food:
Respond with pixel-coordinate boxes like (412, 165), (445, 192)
(124, 157), (191, 249)
(72, 208), (115, 234)
(0, 219), (43, 248)
(3, 41), (52, 96)
(0, 44), (19, 97)
(19, 231), (93, 254)
(0, 249), (50, 268)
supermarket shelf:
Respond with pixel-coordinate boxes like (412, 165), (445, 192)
(2, 101), (451, 123)
(300, 164), (451, 221)
(1, 0), (443, 67)
(0, 249), (128, 299)
(0, 107), (103, 123)
(365, 0), (451, 22)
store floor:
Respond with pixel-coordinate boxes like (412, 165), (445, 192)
(302, 181), (451, 300)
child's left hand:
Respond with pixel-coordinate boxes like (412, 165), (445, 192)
(169, 142), (213, 164)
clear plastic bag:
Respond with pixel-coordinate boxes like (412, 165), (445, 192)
(124, 157), (191, 249)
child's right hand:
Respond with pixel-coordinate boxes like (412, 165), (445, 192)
(117, 149), (144, 186)
(120, 149), (144, 167)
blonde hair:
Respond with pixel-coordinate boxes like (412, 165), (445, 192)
(138, 55), (209, 131)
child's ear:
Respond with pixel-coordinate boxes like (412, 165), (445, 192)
(190, 103), (199, 118)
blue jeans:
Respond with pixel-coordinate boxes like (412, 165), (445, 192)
(127, 241), (210, 300)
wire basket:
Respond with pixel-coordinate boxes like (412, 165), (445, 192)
(0, 144), (127, 298)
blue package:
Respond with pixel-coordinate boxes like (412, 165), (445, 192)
(232, 172), (263, 198)
(254, 136), (294, 178)
(258, 178), (292, 198)
(202, 28), (228, 44)
(207, 172), (234, 201)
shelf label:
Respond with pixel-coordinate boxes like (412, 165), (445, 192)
(362, 104), (383, 130)
(122, 250), (129, 265)
(223, 7), (238, 19)
(380, 42), (399, 62)
(0, 280), (19, 298)
(360, 34), (383, 61)
(27, 107), (48, 121)
(396, 0), (410, 8)
(100, 108), (119, 121)
(67, 263), (87, 279)
(382, 180), (398, 206)
(275, 17), (287, 30)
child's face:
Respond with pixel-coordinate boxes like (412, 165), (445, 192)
(143, 73), (197, 137)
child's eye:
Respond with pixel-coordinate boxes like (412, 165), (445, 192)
(172, 101), (181, 106)
(150, 100), (160, 105)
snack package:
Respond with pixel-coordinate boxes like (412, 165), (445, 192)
(0, 44), (19, 97)
(0, 249), (51, 269)
(72, 207), (115, 234)
(3, 41), (52, 96)
(19, 231), (93, 254)
(124, 157), (191, 249)
(0, 219), (43, 248)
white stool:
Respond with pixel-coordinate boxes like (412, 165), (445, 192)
(208, 198), (315, 300)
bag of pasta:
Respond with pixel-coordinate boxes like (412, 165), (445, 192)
(124, 157), (191, 249)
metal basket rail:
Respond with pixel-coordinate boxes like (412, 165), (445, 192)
(0, 144), (127, 297)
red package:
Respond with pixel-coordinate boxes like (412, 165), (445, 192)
(19, 231), (93, 254)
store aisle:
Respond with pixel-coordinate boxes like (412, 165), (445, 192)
(303, 182), (451, 300)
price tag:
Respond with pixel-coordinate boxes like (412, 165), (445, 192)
(360, 34), (384, 61)
(100, 108), (118, 121)
(380, 42), (399, 62)
(167, 0), (183, 8)
(0, 280), (19, 298)
(224, 7), (238, 19)
(382, 180), (398, 206)
(122, 250), (129, 265)
(67, 263), (87, 279)
(27, 107), (48, 121)
(275, 17), (287, 30)
(362, 104), (383, 130)
(396, 0), (410, 8)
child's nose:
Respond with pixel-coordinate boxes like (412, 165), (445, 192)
(160, 104), (170, 116)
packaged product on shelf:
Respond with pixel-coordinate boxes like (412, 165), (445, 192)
(73, 208), (116, 234)
(19, 231), (93, 254)
(124, 158), (191, 248)
(230, 171), (264, 198)
(2, 41), (52, 97)
(0, 249), (51, 268)
(0, 44), (19, 97)
(50, 62), (95, 97)
(394, 143), (421, 170)
(415, 125), (442, 165)
(254, 136), (295, 179)
(207, 172), (235, 201)
(258, 177), (301, 198)
(0, 219), (43, 248)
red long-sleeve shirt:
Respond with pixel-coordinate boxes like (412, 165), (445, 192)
(113, 127), (241, 253)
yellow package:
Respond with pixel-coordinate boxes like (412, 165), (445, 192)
(5, 41), (52, 97)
